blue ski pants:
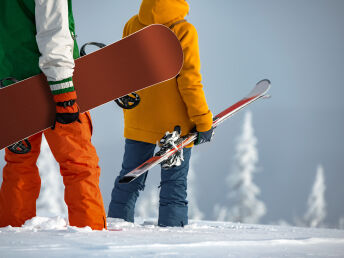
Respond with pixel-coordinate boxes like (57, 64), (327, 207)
(108, 139), (191, 227)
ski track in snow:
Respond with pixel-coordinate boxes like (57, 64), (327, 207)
(0, 217), (343, 257)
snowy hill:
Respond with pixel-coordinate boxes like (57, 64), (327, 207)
(0, 217), (343, 257)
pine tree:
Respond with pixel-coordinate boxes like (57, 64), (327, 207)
(135, 157), (204, 221)
(339, 217), (344, 229)
(36, 135), (67, 217)
(188, 156), (204, 220)
(214, 111), (266, 223)
(136, 187), (159, 219)
(304, 164), (326, 228)
(213, 204), (229, 222)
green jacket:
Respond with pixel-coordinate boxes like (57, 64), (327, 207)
(0, 0), (79, 90)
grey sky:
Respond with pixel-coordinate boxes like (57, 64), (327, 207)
(1, 0), (343, 227)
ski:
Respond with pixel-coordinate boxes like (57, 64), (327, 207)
(119, 79), (271, 184)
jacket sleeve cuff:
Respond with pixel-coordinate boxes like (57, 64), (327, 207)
(194, 111), (213, 132)
(48, 77), (75, 95)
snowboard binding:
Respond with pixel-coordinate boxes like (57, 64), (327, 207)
(80, 42), (140, 110)
(114, 92), (140, 109)
(79, 42), (106, 57)
(156, 125), (184, 169)
(0, 77), (32, 154)
(7, 139), (32, 154)
(0, 77), (19, 88)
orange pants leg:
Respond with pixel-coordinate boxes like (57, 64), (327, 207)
(44, 112), (106, 230)
(0, 133), (43, 227)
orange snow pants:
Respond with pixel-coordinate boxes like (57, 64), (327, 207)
(0, 112), (106, 230)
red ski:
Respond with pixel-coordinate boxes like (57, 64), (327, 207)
(119, 79), (271, 184)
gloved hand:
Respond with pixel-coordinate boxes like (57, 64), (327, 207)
(52, 90), (80, 128)
(193, 126), (214, 145)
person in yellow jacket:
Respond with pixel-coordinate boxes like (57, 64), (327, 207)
(108, 0), (213, 227)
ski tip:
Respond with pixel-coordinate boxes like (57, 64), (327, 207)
(257, 79), (271, 85)
(246, 79), (271, 98)
(256, 79), (271, 92)
(118, 176), (136, 184)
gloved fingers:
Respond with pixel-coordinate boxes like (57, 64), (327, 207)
(195, 127), (214, 145)
(55, 112), (80, 124)
(52, 103), (80, 129)
(56, 102), (78, 113)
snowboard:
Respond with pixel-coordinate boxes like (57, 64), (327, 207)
(0, 24), (183, 150)
(119, 79), (271, 184)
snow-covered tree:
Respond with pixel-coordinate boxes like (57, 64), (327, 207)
(339, 217), (344, 230)
(36, 135), (67, 217)
(188, 156), (204, 220)
(136, 187), (159, 219)
(304, 164), (326, 228)
(213, 204), (229, 222)
(214, 110), (266, 224)
(136, 156), (204, 221)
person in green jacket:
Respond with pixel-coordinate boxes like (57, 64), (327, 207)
(0, 0), (106, 230)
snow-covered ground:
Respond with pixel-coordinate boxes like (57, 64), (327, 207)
(0, 217), (343, 257)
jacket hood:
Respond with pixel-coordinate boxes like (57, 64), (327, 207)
(138, 0), (189, 25)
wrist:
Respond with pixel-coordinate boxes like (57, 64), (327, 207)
(49, 77), (76, 98)
(53, 90), (77, 103)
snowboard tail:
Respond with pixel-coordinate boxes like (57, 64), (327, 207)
(119, 79), (271, 184)
(0, 24), (183, 150)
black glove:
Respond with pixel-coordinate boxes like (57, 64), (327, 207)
(193, 127), (214, 145)
(55, 99), (80, 124)
(52, 91), (80, 129)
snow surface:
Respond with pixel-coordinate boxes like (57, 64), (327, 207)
(0, 217), (343, 257)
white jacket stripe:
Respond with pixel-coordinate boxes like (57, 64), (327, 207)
(34, 0), (75, 82)
(49, 80), (74, 92)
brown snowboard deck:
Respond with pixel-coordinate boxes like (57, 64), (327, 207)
(0, 24), (183, 150)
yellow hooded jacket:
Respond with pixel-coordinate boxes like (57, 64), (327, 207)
(123, 0), (213, 145)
